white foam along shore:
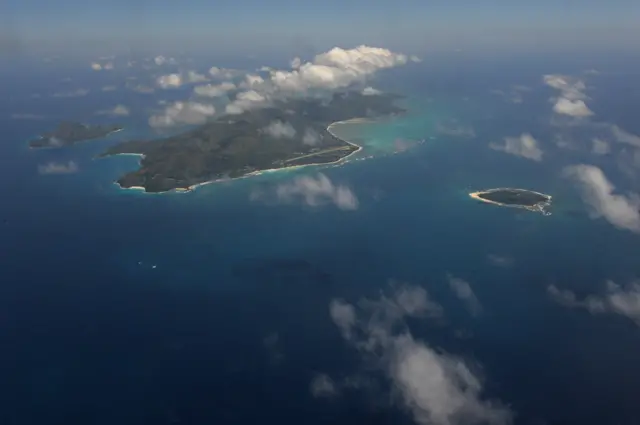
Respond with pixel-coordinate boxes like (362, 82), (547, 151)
(114, 118), (371, 194)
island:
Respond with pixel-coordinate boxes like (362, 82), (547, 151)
(470, 188), (552, 215)
(99, 91), (405, 193)
(28, 121), (123, 148)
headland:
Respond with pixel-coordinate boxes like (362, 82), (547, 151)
(29, 121), (123, 148)
(99, 91), (405, 193)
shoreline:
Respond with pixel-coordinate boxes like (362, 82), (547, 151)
(114, 119), (371, 195)
(469, 188), (552, 215)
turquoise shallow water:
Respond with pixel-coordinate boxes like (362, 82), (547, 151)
(3, 64), (640, 425)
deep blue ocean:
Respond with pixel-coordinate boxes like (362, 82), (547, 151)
(2, 51), (640, 425)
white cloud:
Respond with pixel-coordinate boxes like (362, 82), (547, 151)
(38, 161), (79, 174)
(302, 128), (322, 146)
(272, 173), (359, 210)
(91, 61), (113, 71)
(262, 121), (296, 139)
(209, 66), (239, 79)
(96, 104), (130, 116)
(552, 98), (593, 117)
(563, 164), (640, 232)
(329, 285), (512, 425)
(225, 90), (269, 115)
(489, 133), (543, 161)
(193, 82), (236, 97)
(239, 74), (267, 90)
(101, 85), (117, 92)
(269, 46), (407, 94)
(362, 86), (381, 95)
(447, 275), (482, 317)
(544, 74), (593, 117)
(611, 125), (640, 147)
(149, 101), (215, 128)
(156, 71), (209, 89)
(309, 374), (339, 398)
(591, 138), (610, 155)
(154, 55), (177, 66)
(290, 57), (302, 69)
(548, 281), (640, 326)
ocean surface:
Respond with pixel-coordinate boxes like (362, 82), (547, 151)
(2, 52), (640, 425)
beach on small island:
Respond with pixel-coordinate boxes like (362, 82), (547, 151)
(470, 188), (552, 215)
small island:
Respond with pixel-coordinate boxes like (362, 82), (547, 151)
(29, 121), (123, 148)
(99, 91), (405, 193)
(470, 188), (552, 215)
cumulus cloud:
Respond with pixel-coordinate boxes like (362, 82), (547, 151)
(553, 98), (593, 117)
(156, 71), (209, 89)
(38, 161), (79, 174)
(543, 74), (593, 117)
(548, 281), (640, 326)
(149, 101), (215, 127)
(329, 284), (511, 425)
(209, 66), (239, 79)
(310, 374), (339, 398)
(263, 173), (359, 210)
(101, 85), (117, 92)
(591, 138), (610, 155)
(447, 275), (482, 317)
(262, 121), (296, 139)
(268, 46), (407, 94)
(489, 133), (543, 161)
(154, 55), (177, 66)
(225, 90), (269, 114)
(193, 81), (236, 97)
(563, 164), (640, 233)
(302, 128), (322, 145)
(90, 62), (113, 71)
(96, 104), (130, 116)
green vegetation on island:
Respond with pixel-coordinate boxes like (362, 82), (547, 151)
(470, 188), (552, 215)
(29, 121), (123, 148)
(100, 91), (405, 193)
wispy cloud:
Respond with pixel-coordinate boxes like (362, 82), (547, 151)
(253, 173), (359, 211)
(309, 374), (339, 398)
(563, 164), (640, 233)
(447, 275), (482, 317)
(262, 121), (296, 139)
(52, 88), (89, 98)
(548, 281), (640, 326)
(10, 113), (44, 120)
(328, 283), (512, 425)
(96, 104), (130, 116)
(490, 133), (543, 161)
(38, 161), (79, 174)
